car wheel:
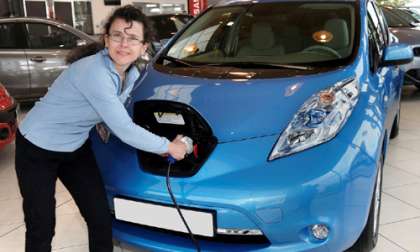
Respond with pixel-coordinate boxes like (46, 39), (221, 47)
(347, 154), (384, 252)
(390, 107), (400, 139)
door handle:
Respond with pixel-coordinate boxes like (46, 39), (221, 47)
(30, 56), (46, 63)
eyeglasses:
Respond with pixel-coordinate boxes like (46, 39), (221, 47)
(108, 31), (144, 46)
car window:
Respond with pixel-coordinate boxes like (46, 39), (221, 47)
(164, 2), (356, 66)
(381, 7), (412, 27)
(0, 23), (27, 49)
(394, 8), (418, 23)
(25, 23), (80, 49)
(150, 15), (192, 41)
(406, 7), (420, 20)
(367, 2), (385, 50)
(367, 6), (382, 72)
(373, 4), (388, 45)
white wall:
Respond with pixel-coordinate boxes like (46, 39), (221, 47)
(91, 0), (188, 34)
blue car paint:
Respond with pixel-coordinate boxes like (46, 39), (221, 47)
(91, 1), (411, 251)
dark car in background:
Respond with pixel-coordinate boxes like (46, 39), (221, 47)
(382, 6), (420, 25)
(0, 17), (95, 101)
(148, 14), (193, 53)
(382, 6), (420, 89)
(0, 82), (16, 150)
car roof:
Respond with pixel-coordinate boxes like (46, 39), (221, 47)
(148, 13), (192, 18)
(214, 0), (358, 7)
(0, 17), (94, 41)
(0, 16), (69, 26)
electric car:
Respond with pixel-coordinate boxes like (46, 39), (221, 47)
(91, 0), (413, 251)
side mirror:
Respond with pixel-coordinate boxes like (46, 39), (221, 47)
(381, 43), (413, 66)
(76, 39), (87, 47)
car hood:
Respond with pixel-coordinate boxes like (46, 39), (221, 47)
(389, 27), (420, 45)
(132, 65), (356, 142)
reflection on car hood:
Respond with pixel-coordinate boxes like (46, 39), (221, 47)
(389, 27), (420, 45)
(131, 65), (355, 142)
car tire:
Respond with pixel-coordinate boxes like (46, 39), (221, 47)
(390, 108), (400, 139)
(347, 153), (384, 252)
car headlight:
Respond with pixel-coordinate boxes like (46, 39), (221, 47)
(269, 78), (359, 160)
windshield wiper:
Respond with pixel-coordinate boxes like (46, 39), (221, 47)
(160, 55), (196, 67)
(203, 62), (313, 70)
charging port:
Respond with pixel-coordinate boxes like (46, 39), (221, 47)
(133, 101), (217, 177)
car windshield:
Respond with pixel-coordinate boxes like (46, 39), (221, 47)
(394, 8), (420, 23)
(162, 2), (356, 66)
(149, 15), (192, 41)
(382, 7), (415, 27)
(401, 8), (420, 20)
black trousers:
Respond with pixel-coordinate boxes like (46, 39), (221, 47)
(15, 130), (113, 252)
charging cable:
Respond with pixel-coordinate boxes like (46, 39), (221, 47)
(166, 137), (201, 252)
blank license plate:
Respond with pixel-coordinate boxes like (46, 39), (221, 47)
(114, 198), (215, 237)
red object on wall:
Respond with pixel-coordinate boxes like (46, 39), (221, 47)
(188, 0), (207, 16)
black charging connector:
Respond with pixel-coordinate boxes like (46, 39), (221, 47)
(166, 162), (201, 252)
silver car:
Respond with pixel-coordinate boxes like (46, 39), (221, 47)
(381, 6), (420, 89)
(0, 17), (95, 101)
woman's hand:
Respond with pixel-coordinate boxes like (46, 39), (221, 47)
(167, 135), (187, 160)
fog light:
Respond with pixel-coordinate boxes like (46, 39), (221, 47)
(311, 224), (329, 240)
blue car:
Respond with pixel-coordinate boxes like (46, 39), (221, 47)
(92, 0), (413, 251)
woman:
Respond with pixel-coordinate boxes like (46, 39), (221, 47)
(15, 5), (187, 252)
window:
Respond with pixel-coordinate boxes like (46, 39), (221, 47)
(165, 2), (356, 66)
(25, 23), (80, 49)
(0, 23), (26, 49)
(74, 1), (94, 35)
(367, 11), (381, 72)
(372, 3), (388, 46)
(149, 15), (192, 41)
(367, 2), (385, 51)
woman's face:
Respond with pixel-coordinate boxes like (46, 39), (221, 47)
(105, 18), (148, 73)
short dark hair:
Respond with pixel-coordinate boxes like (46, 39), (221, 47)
(66, 5), (155, 64)
(104, 5), (155, 43)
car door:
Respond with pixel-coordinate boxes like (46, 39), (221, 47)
(24, 21), (81, 98)
(0, 21), (30, 99)
(367, 1), (395, 130)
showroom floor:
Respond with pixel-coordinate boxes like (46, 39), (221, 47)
(0, 86), (419, 252)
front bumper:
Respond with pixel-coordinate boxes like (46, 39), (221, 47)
(93, 131), (378, 252)
(0, 103), (17, 149)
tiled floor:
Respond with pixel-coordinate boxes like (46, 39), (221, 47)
(0, 86), (419, 251)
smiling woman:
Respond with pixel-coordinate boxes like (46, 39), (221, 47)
(14, 5), (188, 252)
(104, 18), (149, 78)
